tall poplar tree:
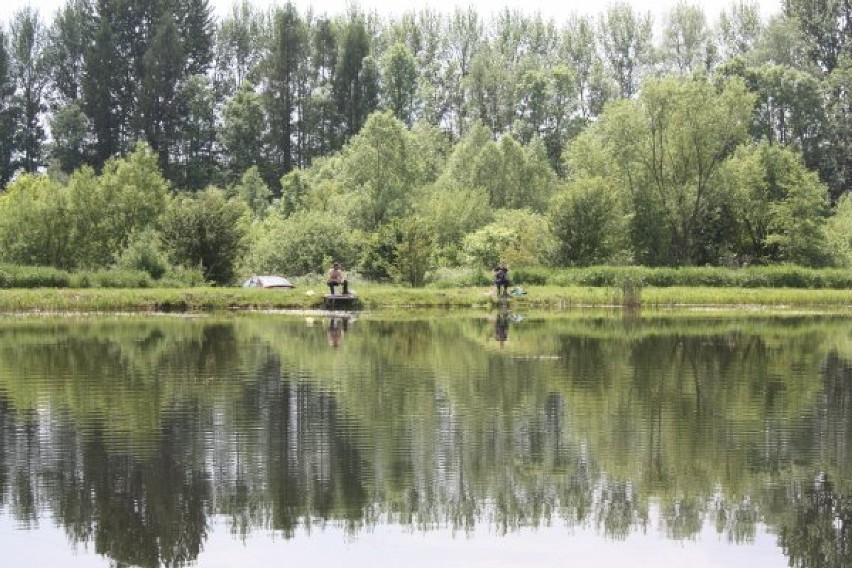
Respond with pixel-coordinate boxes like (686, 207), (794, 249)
(220, 81), (265, 180)
(445, 7), (482, 136)
(10, 8), (48, 173)
(560, 14), (600, 120)
(823, 58), (852, 200)
(784, 0), (851, 73)
(215, 0), (268, 96)
(49, 101), (88, 174)
(178, 74), (218, 190)
(334, 16), (375, 140)
(662, 2), (711, 74)
(0, 28), (17, 186)
(83, 0), (133, 166)
(410, 9), (450, 126)
(266, 4), (307, 178)
(172, 0), (215, 77)
(381, 42), (417, 125)
(45, 0), (93, 108)
(717, 1), (763, 60)
(82, 13), (118, 167)
(303, 17), (339, 160)
(138, 13), (185, 177)
(598, 3), (654, 99)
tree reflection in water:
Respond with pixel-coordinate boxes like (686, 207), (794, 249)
(0, 315), (850, 567)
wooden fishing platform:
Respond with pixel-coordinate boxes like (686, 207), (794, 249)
(323, 293), (359, 310)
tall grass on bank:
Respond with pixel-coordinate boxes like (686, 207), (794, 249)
(3, 284), (852, 313)
(4, 264), (852, 291)
(481, 266), (852, 289)
(0, 264), (204, 289)
(3, 263), (852, 313)
(0, 264), (72, 288)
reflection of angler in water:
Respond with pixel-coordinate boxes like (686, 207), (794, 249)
(494, 311), (510, 347)
(327, 317), (349, 348)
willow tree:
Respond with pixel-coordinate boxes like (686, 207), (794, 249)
(719, 141), (830, 267)
(341, 113), (425, 231)
(327, 111), (425, 232)
(470, 134), (557, 213)
(68, 143), (169, 268)
(572, 76), (754, 265)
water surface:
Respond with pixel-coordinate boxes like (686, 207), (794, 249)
(0, 312), (850, 567)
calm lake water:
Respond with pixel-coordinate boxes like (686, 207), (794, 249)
(0, 312), (850, 567)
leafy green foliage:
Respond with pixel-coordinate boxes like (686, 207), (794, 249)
(220, 81), (265, 180)
(160, 188), (249, 285)
(389, 217), (434, 287)
(1, 4), (852, 283)
(323, 111), (427, 232)
(277, 168), (310, 217)
(358, 223), (400, 281)
(115, 229), (170, 280)
(444, 130), (557, 213)
(0, 173), (73, 268)
(824, 193), (852, 267)
(48, 101), (87, 174)
(68, 143), (169, 268)
(572, 76), (755, 266)
(462, 209), (555, 268)
(549, 176), (627, 266)
(244, 209), (356, 276)
(235, 165), (271, 218)
(416, 179), (491, 265)
(356, 216), (434, 286)
(720, 142), (831, 266)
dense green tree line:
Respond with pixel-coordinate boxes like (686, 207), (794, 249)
(0, 0), (851, 280)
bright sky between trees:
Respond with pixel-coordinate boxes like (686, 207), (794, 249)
(3, 0), (784, 26)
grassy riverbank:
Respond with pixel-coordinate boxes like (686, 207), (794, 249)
(4, 283), (852, 313)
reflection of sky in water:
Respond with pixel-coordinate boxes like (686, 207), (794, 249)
(1, 510), (787, 568)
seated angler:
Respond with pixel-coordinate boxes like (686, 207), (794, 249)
(327, 262), (349, 295)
